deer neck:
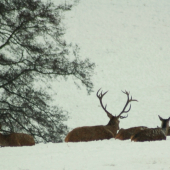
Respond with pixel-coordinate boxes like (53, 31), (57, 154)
(107, 118), (119, 130)
(161, 127), (169, 136)
(161, 120), (169, 136)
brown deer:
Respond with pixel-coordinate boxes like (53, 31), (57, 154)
(131, 115), (170, 142)
(0, 125), (35, 147)
(0, 133), (35, 147)
(115, 126), (148, 140)
(65, 89), (137, 142)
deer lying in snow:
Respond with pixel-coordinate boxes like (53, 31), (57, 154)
(0, 133), (35, 147)
(131, 115), (170, 142)
(65, 89), (137, 142)
(115, 126), (148, 140)
(0, 125), (35, 147)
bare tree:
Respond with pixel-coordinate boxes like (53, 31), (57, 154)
(0, 0), (95, 143)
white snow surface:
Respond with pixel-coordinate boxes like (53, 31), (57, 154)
(1, 0), (170, 169)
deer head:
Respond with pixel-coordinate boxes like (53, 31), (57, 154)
(96, 89), (138, 129)
(158, 115), (170, 135)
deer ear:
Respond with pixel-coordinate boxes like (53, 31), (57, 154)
(158, 115), (163, 121)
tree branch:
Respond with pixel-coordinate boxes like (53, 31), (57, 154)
(0, 22), (25, 50)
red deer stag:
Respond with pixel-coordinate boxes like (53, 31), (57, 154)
(115, 126), (148, 140)
(131, 115), (170, 142)
(0, 125), (35, 147)
(65, 89), (137, 142)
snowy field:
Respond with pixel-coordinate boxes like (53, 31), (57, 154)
(1, 0), (170, 169)
(0, 139), (170, 170)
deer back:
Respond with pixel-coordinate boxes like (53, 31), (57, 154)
(65, 124), (119, 142)
(0, 133), (35, 147)
(131, 128), (166, 142)
(115, 126), (148, 140)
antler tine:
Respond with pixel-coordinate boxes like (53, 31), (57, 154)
(96, 88), (113, 118)
(97, 88), (108, 98)
(117, 90), (137, 118)
(120, 114), (128, 119)
(121, 90), (129, 95)
(124, 104), (131, 113)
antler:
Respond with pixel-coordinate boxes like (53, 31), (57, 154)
(96, 88), (113, 118)
(117, 90), (138, 119)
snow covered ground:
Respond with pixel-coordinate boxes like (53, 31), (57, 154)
(1, 139), (170, 170)
(1, 0), (170, 169)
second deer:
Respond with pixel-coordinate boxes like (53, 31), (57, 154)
(65, 89), (137, 142)
(131, 115), (170, 142)
(115, 126), (148, 140)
